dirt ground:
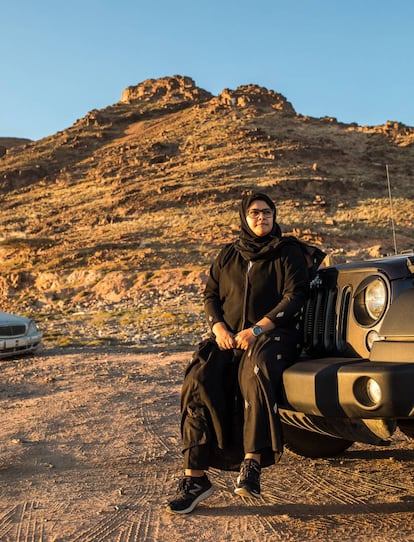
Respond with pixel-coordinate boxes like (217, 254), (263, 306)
(0, 346), (413, 542)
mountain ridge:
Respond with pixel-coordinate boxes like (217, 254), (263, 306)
(0, 75), (413, 338)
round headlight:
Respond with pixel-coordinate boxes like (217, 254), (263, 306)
(354, 276), (388, 326)
(365, 278), (387, 320)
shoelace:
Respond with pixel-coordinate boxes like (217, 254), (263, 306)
(177, 476), (199, 495)
(240, 460), (260, 480)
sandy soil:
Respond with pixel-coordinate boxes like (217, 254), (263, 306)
(0, 346), (413, 542)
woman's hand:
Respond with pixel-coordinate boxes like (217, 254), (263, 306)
(234, 318), (274, 350)
(234, 328), (256, 350)
(212, 322), (236, 350)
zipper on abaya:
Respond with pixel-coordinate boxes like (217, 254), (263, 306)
(240, 260), (253, 332)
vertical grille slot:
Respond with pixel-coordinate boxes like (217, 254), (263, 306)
(324, 288), (338, 351)
(304, 286), (338, 355)
(303, 291), (317, 349)
(336, 286), (351, 352)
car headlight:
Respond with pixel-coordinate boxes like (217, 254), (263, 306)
(365, 278), (387, 320)
(354, 276), (388, 326)
(27, 321), (40, 335)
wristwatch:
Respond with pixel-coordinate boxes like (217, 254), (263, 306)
(251, 325), (263, 337)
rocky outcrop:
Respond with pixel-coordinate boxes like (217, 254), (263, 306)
(218, 84), (296, 114)
(120, 75), (213, 105)
(120, 78), (295, 116)
(357, 120), (414, 145)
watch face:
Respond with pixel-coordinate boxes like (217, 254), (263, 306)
(252, 325), (262, 336)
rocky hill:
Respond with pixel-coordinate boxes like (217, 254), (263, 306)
(0, 137), (32, 157)
(1, 75), (413, 348)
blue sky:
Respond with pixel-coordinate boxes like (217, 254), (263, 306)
(1, 0), (413, 140)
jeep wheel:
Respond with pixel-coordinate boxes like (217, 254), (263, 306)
(282, 423), (354, 458)
(398, 420), (414, 439)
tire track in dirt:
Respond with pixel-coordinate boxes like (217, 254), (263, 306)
(123, 368), (182, 462)
(70, 468), (167, 541)
(70, 385), (176, 541)
(139, 401), (178, 459)
(0, 506), (17, 540)
(343, 467), (414, 495)
(289, 467), (368, 504)
(0, 501), (45, 542)
(250, 458), (414, 542)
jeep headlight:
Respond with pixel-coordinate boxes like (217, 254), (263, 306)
(354, 276), (388, 326)
(365, 278), (387, 320)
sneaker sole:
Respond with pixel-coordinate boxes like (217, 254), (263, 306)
(166, 486), (214, 514)
(234, 486), (260, 498)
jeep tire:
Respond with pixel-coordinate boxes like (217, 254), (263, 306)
(282, 423), (354, 458)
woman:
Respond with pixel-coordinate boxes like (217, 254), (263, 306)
(167, 191), (324, 514)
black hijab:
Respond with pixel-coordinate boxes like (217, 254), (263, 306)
(234, 192), (282, 261)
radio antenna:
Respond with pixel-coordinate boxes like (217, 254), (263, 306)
(385, 164), (398, 255)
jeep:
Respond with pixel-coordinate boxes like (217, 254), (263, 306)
(280, 252), (414, 457)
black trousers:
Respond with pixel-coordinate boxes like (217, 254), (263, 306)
(182, 329), (302, 471)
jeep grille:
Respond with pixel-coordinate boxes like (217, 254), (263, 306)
(304, 285), (350, 355)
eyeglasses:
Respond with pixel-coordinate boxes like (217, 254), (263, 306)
(247, 208), (273, 219)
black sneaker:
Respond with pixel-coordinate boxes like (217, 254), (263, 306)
(234, 458), (261, 497)
(166, 475), (214, 514)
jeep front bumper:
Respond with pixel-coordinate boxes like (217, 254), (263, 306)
(283, 358), (414, 419)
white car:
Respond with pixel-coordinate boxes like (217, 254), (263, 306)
(0, 311), (42, 359)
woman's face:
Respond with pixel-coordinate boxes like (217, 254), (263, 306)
(246, 199), (274, 237)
